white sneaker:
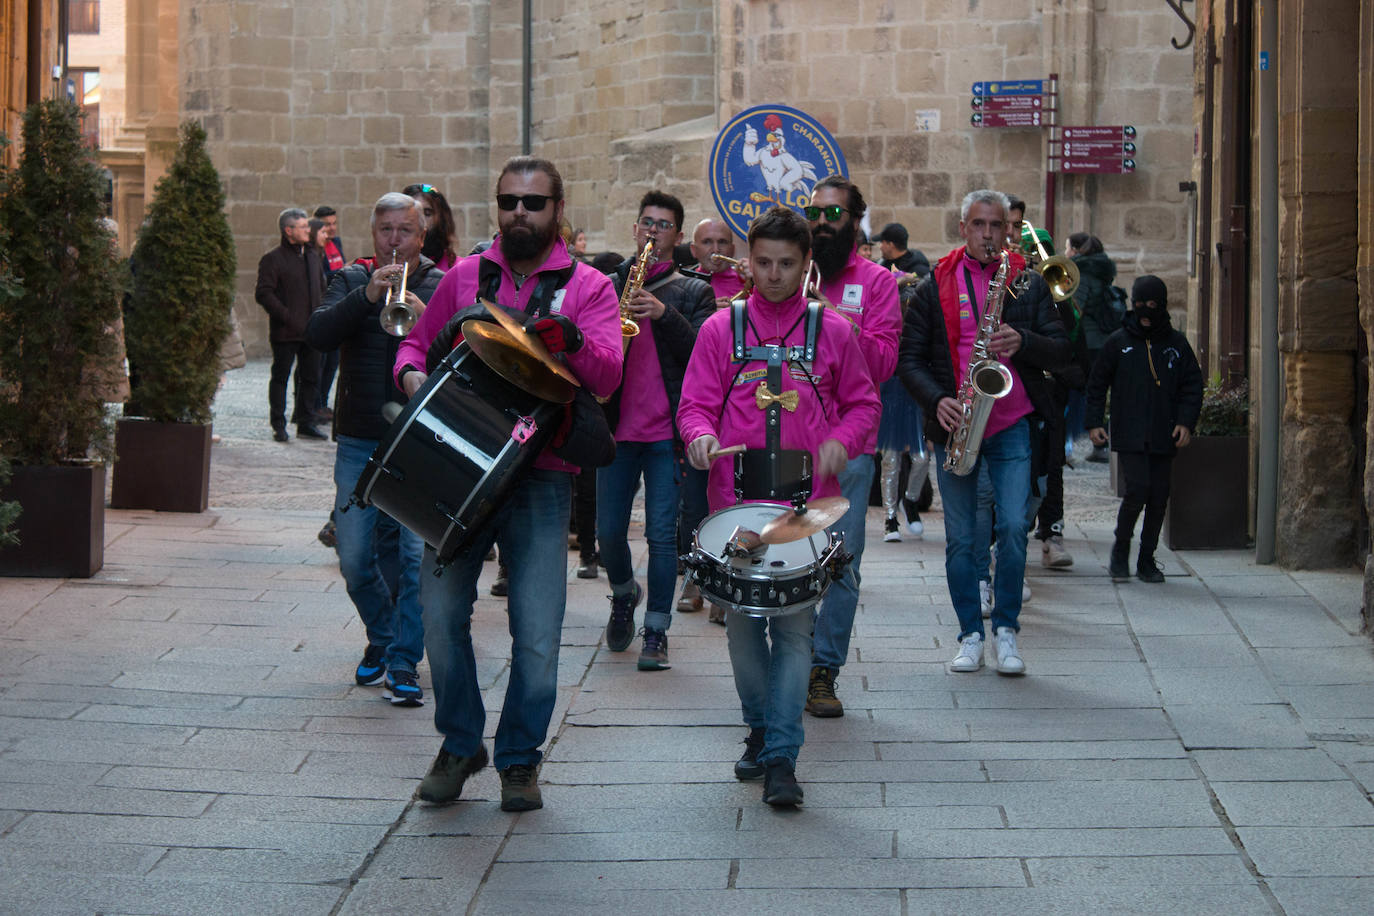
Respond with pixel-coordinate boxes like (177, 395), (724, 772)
(950, 633), (984, 672)
(1022, 582), (1032, 603)
(994, 627), (1025, 676)
(979, 580), (992, 619)
(883, 515), (901, 542)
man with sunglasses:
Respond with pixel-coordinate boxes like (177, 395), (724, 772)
(392, 157), (623, 813)
(802, 176), (903, 719)
(600, 192), (714, 670)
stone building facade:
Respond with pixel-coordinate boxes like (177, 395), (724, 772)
(160, 0), (1195, 358)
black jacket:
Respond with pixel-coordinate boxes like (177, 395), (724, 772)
(1072, 251), (1118, 352)
(604, 261), (714, 439)
(255, 242), (324, 344)
(897, 261), (1071, 446)
(305, 256), (443, 440)
(882, 248), (931, 280)
(1084, 309), (1202, 455)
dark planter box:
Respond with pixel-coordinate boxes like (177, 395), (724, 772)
(0, 463), (105, 577)
(1164, 435), (1249, 550)
(110, 418), (213, 513)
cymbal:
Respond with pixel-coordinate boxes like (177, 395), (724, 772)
(758, 496), (851, 544)
(480, 298), (580, 388)
(463, 320), (576, 404)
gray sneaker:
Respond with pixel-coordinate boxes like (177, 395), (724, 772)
(417, 743), (488, 804)
(499, 763), (543, 811)
(1042, 535), (1073, 568)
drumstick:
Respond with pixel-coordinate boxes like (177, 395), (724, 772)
(707, 444), (747, 460)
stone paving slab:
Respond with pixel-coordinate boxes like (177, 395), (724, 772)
(0, 358), (1368, 913)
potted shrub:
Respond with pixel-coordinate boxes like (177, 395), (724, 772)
(0, 99), (126, 577)
(111, 121), (236, 512)
(1164, 377), (1250, 550)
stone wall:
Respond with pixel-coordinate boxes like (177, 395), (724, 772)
(176, 0), (1196, 355)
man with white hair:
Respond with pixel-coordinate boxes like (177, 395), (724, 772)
(255, 207), (326, 441)
(306, 192), (443, 706)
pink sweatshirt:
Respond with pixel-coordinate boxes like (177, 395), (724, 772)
(394, 239), (623, 474)
(677, 287), (881, 512)
(815, 248), (902, 451)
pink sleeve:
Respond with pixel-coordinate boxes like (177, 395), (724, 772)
(561, 266), (623, 397)
(825, 320), (882, 458)
(675, 312), (731, 446)
(859, 267), (902, 385)
(393, 267), (465, 385)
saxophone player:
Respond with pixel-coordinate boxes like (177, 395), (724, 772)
(600, 192), (714, 671)
(896, 190), (1070, 677)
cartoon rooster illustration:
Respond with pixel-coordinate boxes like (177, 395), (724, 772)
(742, 113), (818, 204)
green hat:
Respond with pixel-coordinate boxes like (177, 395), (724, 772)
(1020, 225), (1054, 257)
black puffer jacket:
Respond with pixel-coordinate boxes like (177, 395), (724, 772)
(1085, 308), (1202, 455)
(305, 256), (443, 440)
(1072, 250), (1118, 352)
(882, 248), (931, 280)
(602, 261), (714, 439)
(897, 262), (1071, 446)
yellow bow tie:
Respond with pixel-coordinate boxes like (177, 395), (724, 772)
(755, 383), (799, 412)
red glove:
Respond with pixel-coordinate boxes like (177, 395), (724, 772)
(526, 314), (584, 354)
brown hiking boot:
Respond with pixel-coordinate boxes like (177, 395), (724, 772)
(499, 763), (543, 811)
(417, 743), (488, 804)
(805, 665), (843, 718)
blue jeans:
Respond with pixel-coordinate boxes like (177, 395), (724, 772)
(596, 440), (681, 632)
(333, 435), (424, 674)
(727, 607), (814, 765)
(934, 419), (1031, 640)
(811, 454), (874, 670)
(421, 470), (571, 770)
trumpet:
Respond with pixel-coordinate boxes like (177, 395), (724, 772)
(709, 252), (744, 270)
(379, 249), (416, 336)
(1012, 220), (1080, 302)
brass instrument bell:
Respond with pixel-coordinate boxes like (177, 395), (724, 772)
(379, 249), (417, 336)
(1018, 220), (1080, 302)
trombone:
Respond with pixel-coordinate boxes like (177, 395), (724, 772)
(1015, 220), (1080, 302)
(379, 249), (416, 336)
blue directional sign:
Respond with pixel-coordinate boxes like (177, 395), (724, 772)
(971, 80), (1046, 97)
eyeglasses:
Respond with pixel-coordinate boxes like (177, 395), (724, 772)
(803, 205), (850, 223)
(637, 216), (676, 232)
(496, 193), (554, 212)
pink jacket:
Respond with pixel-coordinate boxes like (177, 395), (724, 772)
(816, 249), (902, 451)
(677, 287), (881, 511)
(394, 238), (623, 474)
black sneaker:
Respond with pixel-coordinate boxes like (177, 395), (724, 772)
(1137, 556), (1165, 583)
(383, 669), (424, 706)
(490, 564), (509, 597)
(883, 515), (901, 542)
(605, 582), (642, 652)
(417, 744), (488, 804)
(734, 726), (766, 780)
(637, 627), (670, 671)
(762, 758), (803, 807)
(272, 428), (289, 442)
(1109, 541), (1131, 581)
(576, 560), (598, 579)
(296, 424), (328, 440)
(499, 763), (543, 811)
(317, 515), (337, 549)
(355, 644), (386, 686)
(902, 496), (924, 536)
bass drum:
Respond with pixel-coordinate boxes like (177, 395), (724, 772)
(354, 344), (562, 564)
(684, 502), (847, 618)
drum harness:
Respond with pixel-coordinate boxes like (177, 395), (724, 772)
(723, 298), (826, 508)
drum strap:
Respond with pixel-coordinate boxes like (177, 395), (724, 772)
(477, 258), (576, 318)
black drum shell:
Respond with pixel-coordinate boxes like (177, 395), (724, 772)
(733, 448), (813, 503)
(353, 345), (561, 563)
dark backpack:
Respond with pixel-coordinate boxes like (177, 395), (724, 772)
(1098, 284), (1127, 335)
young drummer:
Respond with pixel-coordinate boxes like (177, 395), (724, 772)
(677, 206), (879, 807)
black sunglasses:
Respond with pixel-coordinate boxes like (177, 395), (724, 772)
(803, 205), (850, 223)
(496, 193), (554, 212)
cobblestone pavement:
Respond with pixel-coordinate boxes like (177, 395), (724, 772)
(1, 360), (1369, 915)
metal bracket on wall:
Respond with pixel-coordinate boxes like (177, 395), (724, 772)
(1163, 0), (1196, 50)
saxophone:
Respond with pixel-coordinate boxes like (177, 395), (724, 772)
(618, 239), (654, 338)
(943, 245), (1015, 476)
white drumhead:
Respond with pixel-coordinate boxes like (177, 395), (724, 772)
(694, 503), (827, 575)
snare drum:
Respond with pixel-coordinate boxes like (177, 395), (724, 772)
(683, 502), (848, 618)
(353, 344), (562, 564)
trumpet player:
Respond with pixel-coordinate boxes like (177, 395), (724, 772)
(896, 190), (1070, 677)
(601, 191), (714, 671)
(689, 217), (750, 306)
(305, 192), (443, 707)
(802, 176), (903, 719)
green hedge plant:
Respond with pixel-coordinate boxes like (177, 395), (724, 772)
(0, 98), (124, 465)
(124, 121), (236, 423)
(1196, 376), (1249, 437)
